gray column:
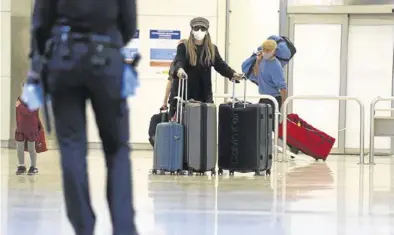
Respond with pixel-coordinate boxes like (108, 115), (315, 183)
(279, 0), (288, 36)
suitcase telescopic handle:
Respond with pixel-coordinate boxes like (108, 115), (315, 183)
(175, 73), (188, 123)
(231, 75), (247, 108)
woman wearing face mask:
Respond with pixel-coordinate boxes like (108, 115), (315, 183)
(170, 17), (242, 117)
(251, 39), (287, 111)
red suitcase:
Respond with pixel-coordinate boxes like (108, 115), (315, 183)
(278, 114), (335, 161)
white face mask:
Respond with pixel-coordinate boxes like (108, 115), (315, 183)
(263, 52), (274, 60)
(192, 30), (207, 41)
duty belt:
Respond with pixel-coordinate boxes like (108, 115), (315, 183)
(56, 26), (119, 66)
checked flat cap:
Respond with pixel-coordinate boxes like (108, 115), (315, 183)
(190, 17), (209, 29)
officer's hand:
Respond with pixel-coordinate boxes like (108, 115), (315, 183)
(30, 55), (44, 75)
(124, 58), (133, 64)
(177, 68), (187, 79)
(16, 100), (21, 107)
(27, 69), (40, 82)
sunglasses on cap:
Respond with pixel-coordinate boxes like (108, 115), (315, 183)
(192, 26), (207, 32)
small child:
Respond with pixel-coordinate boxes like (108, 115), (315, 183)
(15, 82), (46, 175)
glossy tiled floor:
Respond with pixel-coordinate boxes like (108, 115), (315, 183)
(1, 148), (394, 235)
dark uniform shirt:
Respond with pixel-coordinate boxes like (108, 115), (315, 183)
(31, 0), (137, 56)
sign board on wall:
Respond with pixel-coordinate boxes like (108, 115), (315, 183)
(124, 30), (140, 58)
(149, 30), (181, 77)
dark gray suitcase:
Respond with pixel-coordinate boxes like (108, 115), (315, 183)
(183, 102), (217, 176)
(218, 79), (272, 176)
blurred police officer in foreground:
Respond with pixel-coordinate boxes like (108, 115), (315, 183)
(31, 0), (138, 234)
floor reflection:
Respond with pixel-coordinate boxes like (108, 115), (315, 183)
(1, 148), (394, 235)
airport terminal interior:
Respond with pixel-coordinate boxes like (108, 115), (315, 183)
(1, 0), (394, 234)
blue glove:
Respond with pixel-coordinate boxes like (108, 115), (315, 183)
(21, 82), (44, 111)
(121, 64), (139, 98)
(121, 50), (141, 98)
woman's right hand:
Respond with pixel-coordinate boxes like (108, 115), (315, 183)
(161, 103), (168, 110)
(16, 100), (21, 107)
(177, 68), (187, 79)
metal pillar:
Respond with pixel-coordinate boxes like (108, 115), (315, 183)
(281, 95), (365, 163)
(223, 0), (231, 95)
(279, 0), (288, 36)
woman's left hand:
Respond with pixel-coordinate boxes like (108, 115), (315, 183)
(232, 73), (244, 80)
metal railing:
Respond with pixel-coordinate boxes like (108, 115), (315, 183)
(281, 95), (365, 163)
(369, 97), (394, 165)
(214, 94), (280, 161)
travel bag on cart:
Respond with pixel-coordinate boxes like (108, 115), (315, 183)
(278, 114), (335, 161)
(183, 102), (217, 176)
(218, 79), (273, 176)
(152, 77), (186, 174)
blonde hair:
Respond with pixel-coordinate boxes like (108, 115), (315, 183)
(262, 40), (277, 51)
(253, 40), (278, 76)
(186, 32), (216, 67)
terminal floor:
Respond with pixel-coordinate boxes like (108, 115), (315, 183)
(1, 148), (394, 235)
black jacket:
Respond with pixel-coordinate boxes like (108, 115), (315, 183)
(170, 43), (235, 104)
(31, 0), (137, 56)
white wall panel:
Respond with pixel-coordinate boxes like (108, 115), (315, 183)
(0, 10), (11, 141)
(288, 0), (344, 5)
(345, 24), (394, 149)
(227, 0), (280, 102)
(137, 0), (217, 17)
(0, 77), (11, 141)
(292, 24), (342, 147)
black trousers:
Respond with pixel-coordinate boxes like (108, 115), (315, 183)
(47, 39), (137, 235)
(259, 96), (282, 131)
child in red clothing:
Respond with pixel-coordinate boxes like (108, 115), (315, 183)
(15, 83), (46, 175)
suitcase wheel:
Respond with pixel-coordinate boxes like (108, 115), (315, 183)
(211, 169), (216, 176)
(188, 168), (194, 176)
(218, 169), (223, 176)
(229, 170), (234, 176)
(176, 170), (182, 175)
(254, 170), (261, 176)
(266, 169), (271, 176)
(315, 158), (326, 162)
(160, 169), (166, 175)
(170, 171), (175, 175)
(152, 169), (158, 175)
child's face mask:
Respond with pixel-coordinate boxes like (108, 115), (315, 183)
(263, 53), (274, 60)
(262, 49), (275, 60)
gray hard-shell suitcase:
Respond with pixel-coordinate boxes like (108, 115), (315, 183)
(183, 102), (217, 176)
(152, 76), (187, 175)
